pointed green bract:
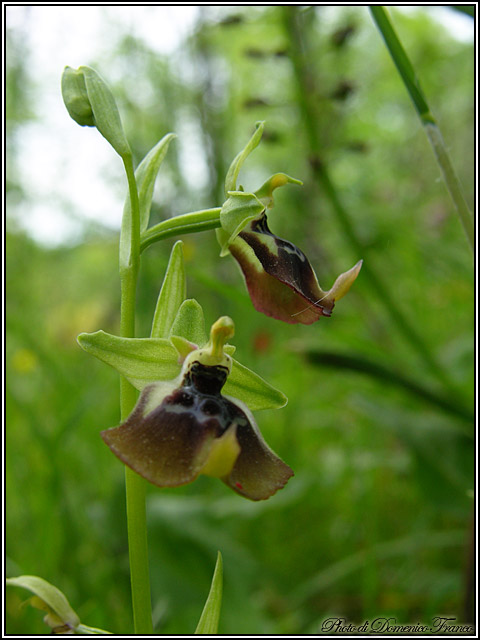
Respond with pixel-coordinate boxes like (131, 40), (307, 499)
(78, 331), (179, 390)
(80, 66), (130, 158)
(151, 241), (186, 339)
(195, 552), (223, 635)
(134, 133), (176, 233)
(170, 299), (207, 346)
(224, 122), (264, 195)
(6, 575), (80, 630)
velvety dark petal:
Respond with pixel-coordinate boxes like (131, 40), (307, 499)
(229, 232), (330, 324)
(102, 381), (230, 487)
(222, 398), (294, 501)
(229, 214), (361, 324)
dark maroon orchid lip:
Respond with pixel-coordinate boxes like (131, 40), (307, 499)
(225, 211), (361, 324)
(102, 359), (293, 501)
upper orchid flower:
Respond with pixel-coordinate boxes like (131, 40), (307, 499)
(217, 123), (362, 324)
(100, 317), (293, 501)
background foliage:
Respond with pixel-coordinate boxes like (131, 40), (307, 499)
(6, 6), (474, 634)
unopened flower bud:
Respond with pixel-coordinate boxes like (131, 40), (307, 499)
(61, 66), (95, 127)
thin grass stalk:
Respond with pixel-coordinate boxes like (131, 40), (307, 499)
(370, 5), (474, 253)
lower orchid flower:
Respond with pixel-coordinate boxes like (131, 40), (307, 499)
(101, 317), (293, 501)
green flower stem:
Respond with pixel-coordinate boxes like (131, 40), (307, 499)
(370, 6), (474, 253)
(282, 7), (463, 397)
(140, 208), (222, 253)
(120, 153), (153, 634)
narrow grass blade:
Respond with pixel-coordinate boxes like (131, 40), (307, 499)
(195, 552), (223, 635)
(370, 6), (474, 251)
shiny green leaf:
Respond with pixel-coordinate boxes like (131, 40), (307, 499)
(195, 552), (223, 634)
(151, 241), (186, 339)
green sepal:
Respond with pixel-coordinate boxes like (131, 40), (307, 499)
(224, 122), (264, 195)
(254, 172), (303, 209)
(195, 552), (223, 634)
(6, 575), (80, 631)
(77, 66), (130, 158)
(134, 133), (176, 233)
(225, 359), (287, 411)
(151, 241), (186, 339)
(218, 191), (264, 256)
(78, 329), (285, 410)
(61, 66), (95, 127)
(169, 298), (207, 346)
(77, 331), (180, 389)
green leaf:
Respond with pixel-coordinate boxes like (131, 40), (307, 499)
(225, 122), (264, 195)
(78, 330), (180, 390)
(135, 133), (176, 233)
(170, 299), (207, 346)
(6, 575), (80, 630)
(225, 359), (288, 411)
(218, 191), (264, 256)
(151, 241), (186, 339)
(80, 66), (130, 158)
(195, 552), (223, 634)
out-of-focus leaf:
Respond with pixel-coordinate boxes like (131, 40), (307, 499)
(151, 241), (186, 339)
(6, 575), (80, 630)
(195, 552), (223, 634)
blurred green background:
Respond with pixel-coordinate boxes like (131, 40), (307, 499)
(6, 6), (474, 635)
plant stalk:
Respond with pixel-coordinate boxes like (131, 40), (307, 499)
(140, 207), (222, 253)
(120, 154), (153, 634)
